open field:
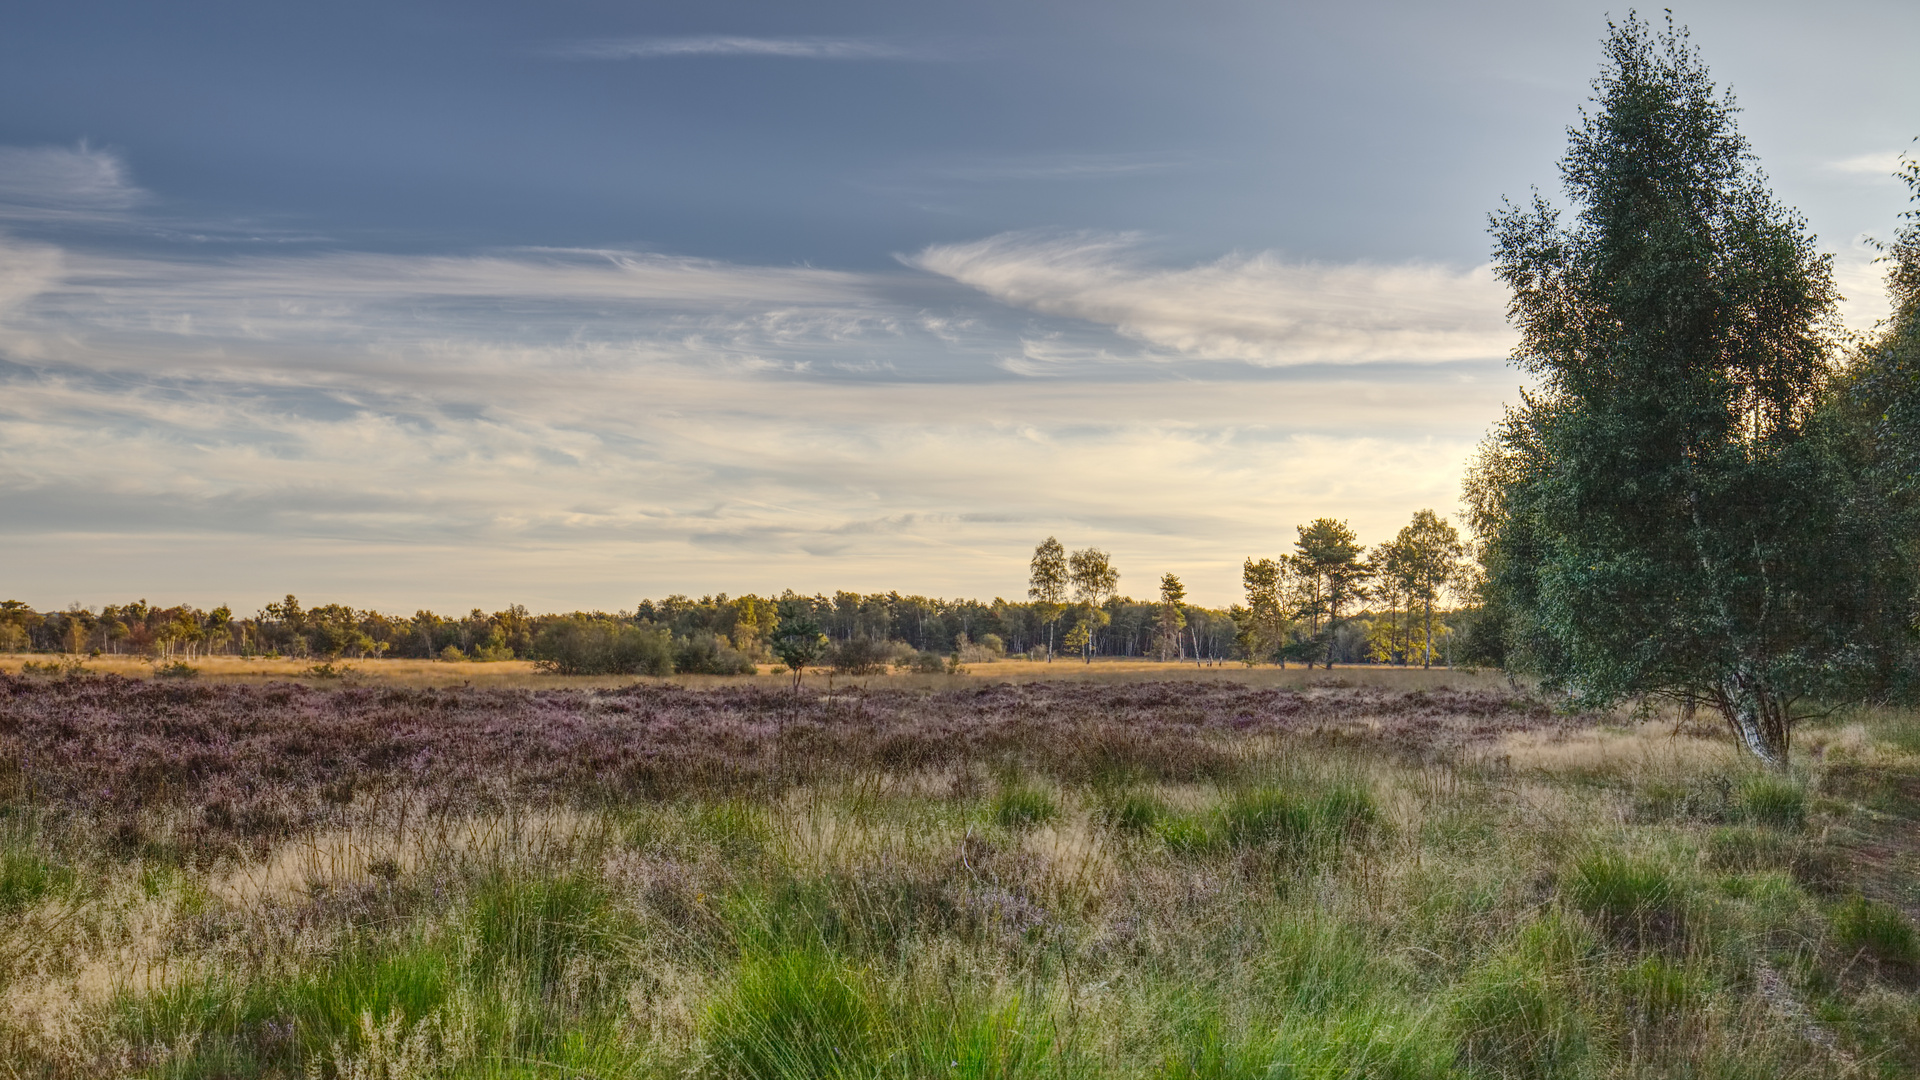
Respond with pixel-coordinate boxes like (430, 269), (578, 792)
(2, 673), (1918, 1078)
(0, 653), (1517, 691)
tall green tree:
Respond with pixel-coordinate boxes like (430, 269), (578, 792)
(1067, 548), (1119, 664)
(1155, 573), (1187, 661)
(1240, 557), (1286, 665)
(1467, 15), (1903, 766)
(1289, 519), (1369, 669)
(1386, 510), (1467, 669)
(1028, 537), (1067, 662)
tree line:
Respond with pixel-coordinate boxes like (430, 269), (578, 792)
(0, 510), (1478, 677)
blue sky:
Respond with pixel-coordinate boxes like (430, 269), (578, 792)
(1, 0), (1915, 612)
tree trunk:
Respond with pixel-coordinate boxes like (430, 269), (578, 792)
(1717, 665), (1789, 768)
(1423, 599), (1433, 669)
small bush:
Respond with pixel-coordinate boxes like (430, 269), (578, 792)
(993, 787), (1058, 830)
(20, 658), (89, 677)
(677, 631), (759, 675)
(531, 617), (673, 676)
(828, 637), (894, 677)
(152, 660), (199, 679)
(895, 650), (951, 674)
(1734, 775), (1806, 829)
(1831, 895), (1920, 970)
(303, 661), (356, 679)
(439, 645), (467, 662)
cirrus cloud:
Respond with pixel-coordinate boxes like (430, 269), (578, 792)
(908, 232), (1517, 366)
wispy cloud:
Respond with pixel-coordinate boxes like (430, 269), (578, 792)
(908, 232), (1515, 366)
(553, 36), (922, 61)
(1825, 150), (1914, 177)
(0, 232), (1507, 609)
(0, 143), (146, 219)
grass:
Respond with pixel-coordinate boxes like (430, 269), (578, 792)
(0, 674), (1917, 1077)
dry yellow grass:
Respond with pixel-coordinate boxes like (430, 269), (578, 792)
(0, 651), (1514, 691)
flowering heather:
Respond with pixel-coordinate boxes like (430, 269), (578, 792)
(0, 675), (1561, 847)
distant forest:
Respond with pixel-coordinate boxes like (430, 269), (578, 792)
(0, 509), (1476, 675)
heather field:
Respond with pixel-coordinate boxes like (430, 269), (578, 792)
(1, 674), (1918, 1078)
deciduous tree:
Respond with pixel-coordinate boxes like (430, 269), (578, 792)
(1028, 537), (1067, 662)
(1467, 15), (1906, 765)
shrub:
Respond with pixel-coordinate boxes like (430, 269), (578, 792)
(993, 786), (1058, 830)
(531, 617), (673, 676)
(439, 645), (467, 662)
(153, 660), (199, 679)
(677, 631), (758, 675)
(827, 637), (893, 677)
(1831, 895), (1920, 970)
(895, 650), (951, 674)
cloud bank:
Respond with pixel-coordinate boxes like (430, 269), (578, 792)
(909, 232), (1516, 365)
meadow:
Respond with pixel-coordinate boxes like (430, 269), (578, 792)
(1, 669), (1917, 1078)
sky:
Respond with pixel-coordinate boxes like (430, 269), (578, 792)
(1, 0), (1915, 613)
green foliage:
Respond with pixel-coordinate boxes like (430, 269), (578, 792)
(770, 610), (828, 683)
(152, 660), (199, 679)
(530, 617), (674, 676)
(827, 636), (893, 677)
(1290, 519), (1370, 668)
(1612, 955), (1705, 1026)
(465, 869), (615, 984)
(676, 630), (759, 675)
